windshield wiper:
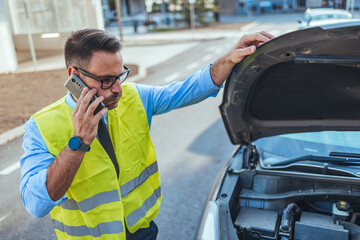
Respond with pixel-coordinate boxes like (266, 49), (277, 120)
(269, 155), (360, 167)
(330, 152), (360, 159)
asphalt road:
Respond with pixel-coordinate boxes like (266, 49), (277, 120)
(0, 19), (298, 240)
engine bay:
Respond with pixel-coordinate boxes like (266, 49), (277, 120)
(231, 173), (360, 240)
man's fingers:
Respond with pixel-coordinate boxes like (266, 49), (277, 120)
(78, 88), (97, 114)
(86, 95), (104, 116)
(77, 87), (89, 102)
(259, 31), (275, 40)
(73, 87), (89, 114)
(232, 46), (256, 62)
(93, 107), (108, 123)
(239, 31), (273, 48)
(251, 32), (271, 45)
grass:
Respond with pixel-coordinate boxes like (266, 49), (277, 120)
(148, 27), (179, 33)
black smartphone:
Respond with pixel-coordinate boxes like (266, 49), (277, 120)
(64, 74), (105, 115)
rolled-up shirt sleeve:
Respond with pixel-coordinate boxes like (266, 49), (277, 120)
(20, 117), (67, 218)
(135, 64), (221, 127)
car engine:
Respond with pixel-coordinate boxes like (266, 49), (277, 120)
(232, 174), (360, 240)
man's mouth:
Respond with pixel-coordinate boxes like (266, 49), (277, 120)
(112, 94), (121, 102)
(104, 93), (121, 109)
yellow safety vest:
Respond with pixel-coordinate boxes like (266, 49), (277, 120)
(33, 83), (161, 239)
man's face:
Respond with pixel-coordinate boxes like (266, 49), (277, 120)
(71, 50), (125, 110)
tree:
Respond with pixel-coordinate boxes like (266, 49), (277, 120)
(178, 0), (217, 28)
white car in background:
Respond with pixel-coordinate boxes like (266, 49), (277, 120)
(298, 8), (353, 28)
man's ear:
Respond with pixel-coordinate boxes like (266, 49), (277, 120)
(67, 66), (78, 77)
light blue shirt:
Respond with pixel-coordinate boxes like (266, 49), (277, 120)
(20, 64), (220, 218)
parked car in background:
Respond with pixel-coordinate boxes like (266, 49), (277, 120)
(196, 21), (360, 240)
(298, 8), (353, 28)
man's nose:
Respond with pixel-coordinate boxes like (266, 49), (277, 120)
(111, 78), (122, 93)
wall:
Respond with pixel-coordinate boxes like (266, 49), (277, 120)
(7, 0), (104, 52)
(0, 0), (17, 73)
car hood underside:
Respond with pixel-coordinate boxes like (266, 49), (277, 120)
(220, 22), (360, 145)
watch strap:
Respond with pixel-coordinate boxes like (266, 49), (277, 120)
(78, 142), (91, 152)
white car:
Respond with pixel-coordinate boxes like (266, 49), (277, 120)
(298, 8), (353, 28)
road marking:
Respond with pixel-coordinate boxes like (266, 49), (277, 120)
(240, 22), (259, 32)
(202, 54), (213, 61)
(0, 161), (20, 175)
(186, 62), (198, 70)
(164, 73), (180, 83)
(0, 214), (8, 222)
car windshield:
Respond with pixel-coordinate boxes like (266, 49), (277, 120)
(254, 131), (360, 167)
(311, 13), (351, 21)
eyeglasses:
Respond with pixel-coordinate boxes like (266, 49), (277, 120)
(75, 65), (130, 90)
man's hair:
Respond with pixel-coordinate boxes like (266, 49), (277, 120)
(64, 28), (122, 69)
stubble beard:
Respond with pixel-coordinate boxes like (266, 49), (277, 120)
(104, 93), (121, 110)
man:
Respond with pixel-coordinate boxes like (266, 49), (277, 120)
(20, 28), (273, 240)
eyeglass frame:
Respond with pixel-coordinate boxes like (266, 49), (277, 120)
(74, 65), (130, 90)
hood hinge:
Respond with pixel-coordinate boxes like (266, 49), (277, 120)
(246, 144), (259, 169)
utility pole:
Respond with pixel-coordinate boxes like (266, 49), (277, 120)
(214, 0), (219, 22)
(189, 0), (196, 30)
(115, 0), (123, 41)
(23, 0), (37, 71)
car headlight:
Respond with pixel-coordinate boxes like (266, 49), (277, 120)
(198, 201), (219, 240)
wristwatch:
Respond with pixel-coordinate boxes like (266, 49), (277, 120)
(68, 136), (91, 152)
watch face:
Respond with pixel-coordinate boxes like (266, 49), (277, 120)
(68, 136), (81, 150)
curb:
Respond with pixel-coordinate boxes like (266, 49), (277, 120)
(0, 124), (25, 146)
(0, 66), (147, 147)
(121, 37), (225, 46)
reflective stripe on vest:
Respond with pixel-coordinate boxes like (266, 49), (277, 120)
(53, 219), (123, 237)
(62, 190), (120, 212)
(120, 161), (158, 198)
(127, 187), (161, 227)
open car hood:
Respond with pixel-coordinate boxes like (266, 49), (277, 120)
(220, 21), (360, 145)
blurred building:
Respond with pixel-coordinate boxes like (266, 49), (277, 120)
(0, 0), (117, 73)
(123, 0), (146, 15)
(220, 0), (297, 14)
(0, 0), (17, 73)
(219, 0), (359, 14)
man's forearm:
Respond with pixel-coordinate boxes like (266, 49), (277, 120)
(46, 146), (85, 201)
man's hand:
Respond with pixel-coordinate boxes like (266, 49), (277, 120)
(72, 87), (108, 145)
(210, 31), (274, 87)
(46, 87), (108, 201)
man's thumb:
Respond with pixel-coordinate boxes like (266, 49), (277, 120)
(234, 45), (256, 62)
(245, 45), (256, 54)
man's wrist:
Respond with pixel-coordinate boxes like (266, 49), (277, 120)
(68, 136), (91, 152)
